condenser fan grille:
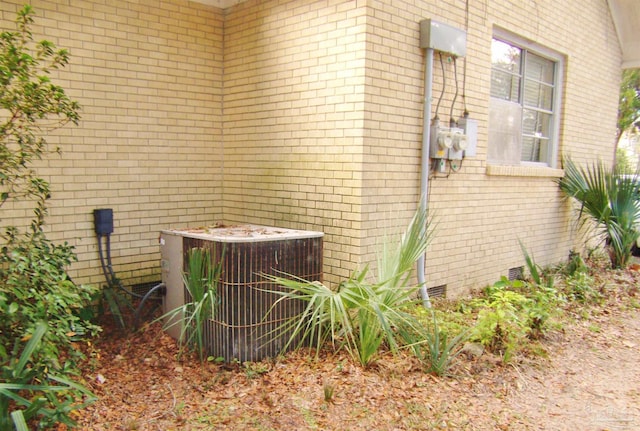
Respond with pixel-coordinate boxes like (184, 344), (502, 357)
(181, 235), (323, 362)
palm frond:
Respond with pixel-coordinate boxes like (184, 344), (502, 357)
(264, 203), (433, 366)
(558, 157), (640, 268)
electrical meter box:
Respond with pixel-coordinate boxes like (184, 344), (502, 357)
(447, 127), (467, 160)
(430, 120), (450, 159)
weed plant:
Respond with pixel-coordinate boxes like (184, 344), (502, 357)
(407, 309), (469, 376)
(564, 271), (602, 305)
(323, 381), (336, 403)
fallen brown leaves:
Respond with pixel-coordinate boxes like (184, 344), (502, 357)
(76, 265), (640, 431)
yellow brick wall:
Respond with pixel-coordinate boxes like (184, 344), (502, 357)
(0, 0), (622, 297)
(0, 0), (225, 287)
(361, 0), (621, 296)
(222, 0), (369, 285)
(221, 0), (620, 296)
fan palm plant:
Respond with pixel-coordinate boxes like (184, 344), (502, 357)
(262, 204), (433, 367)
(558, 158), (640, 269)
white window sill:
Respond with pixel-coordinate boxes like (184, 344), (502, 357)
(486, 164), (564, 178)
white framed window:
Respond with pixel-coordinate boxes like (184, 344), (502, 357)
(488, 29), (563, 168)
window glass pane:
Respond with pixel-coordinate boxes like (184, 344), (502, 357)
(491, 69), (520, 101)
(521, 136), (547, 162)
(525, 53), (554, 84)
(522, 109), (551, 138)
(492, 39), (521, 75)
(523, 80), (553, 110)
(488, 98), (523, 164)
(489, 35), (559, 166)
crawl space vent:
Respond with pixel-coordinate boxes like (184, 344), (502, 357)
(160, 225), (323, 362)
(508, 266), (524, 281)
(428, 284), (447, 298)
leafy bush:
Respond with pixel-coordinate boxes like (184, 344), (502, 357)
(470, 274), (561, 362)
(0, 230), (100, 370)
(0, 323), (96, 431)
(470, 279), (532, 362)
(0, 6), (99, 428)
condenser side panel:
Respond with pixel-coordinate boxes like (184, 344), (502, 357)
(160, 232), (185, 340)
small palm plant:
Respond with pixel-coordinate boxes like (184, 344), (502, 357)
(160, 247), (223, 361)
(263, 205), (432, 367)
(558, 158), (640, 269)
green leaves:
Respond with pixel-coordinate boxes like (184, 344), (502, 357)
(617, 69), (640, 141)
(0, 231), (100, 371)
(159, 247), (224, 361)
(265, 205), (432, 367)
(0, 323), (97, 430)
(0, 7), (96, 429)
(558, 158), (640, 268)
(0, 4), (80, 213)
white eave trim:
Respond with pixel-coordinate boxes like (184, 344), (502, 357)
(608, 0), (640, 69)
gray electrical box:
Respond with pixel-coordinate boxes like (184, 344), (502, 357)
(458, 116), (478, 157)
(419, 19), (467, 57)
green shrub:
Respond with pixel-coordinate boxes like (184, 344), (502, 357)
(0, 323), (96, 431)
(470, 279), (530, 362)
(0, 6), (99, 428)
(0, 231), (100, 370)
(470, 276), (561, 362)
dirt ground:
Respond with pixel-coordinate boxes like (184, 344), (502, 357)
(76, 270), (640, 431)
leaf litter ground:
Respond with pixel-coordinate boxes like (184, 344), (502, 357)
(76, 266), (640, 431)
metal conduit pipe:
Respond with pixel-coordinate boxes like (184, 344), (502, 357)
(417, 47), (434, 308)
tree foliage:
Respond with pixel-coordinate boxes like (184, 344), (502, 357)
(617, 69), (640, 143)
(0, 6), (98, 429)
(0, 4), (80, 218)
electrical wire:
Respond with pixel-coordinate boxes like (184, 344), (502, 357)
(450, 158), (464, 172)
(434, 52), (446, 120)
(97, 233), (152, 299)
(463, 0), (470, 115)
(450, 57), (459, 126)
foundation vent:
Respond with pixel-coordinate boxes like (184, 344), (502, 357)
(508, 266), (524, 281)
(428, 284), (447, 298)
(160, 225), (323, 362)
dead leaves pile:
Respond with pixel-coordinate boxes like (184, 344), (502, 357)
(76, 264), (640, 430)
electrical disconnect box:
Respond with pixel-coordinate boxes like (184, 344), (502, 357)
(457, 116), (478, 157)
(419, 19), (467, 57)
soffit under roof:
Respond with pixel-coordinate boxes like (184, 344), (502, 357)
(606, 0), (640, 69)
